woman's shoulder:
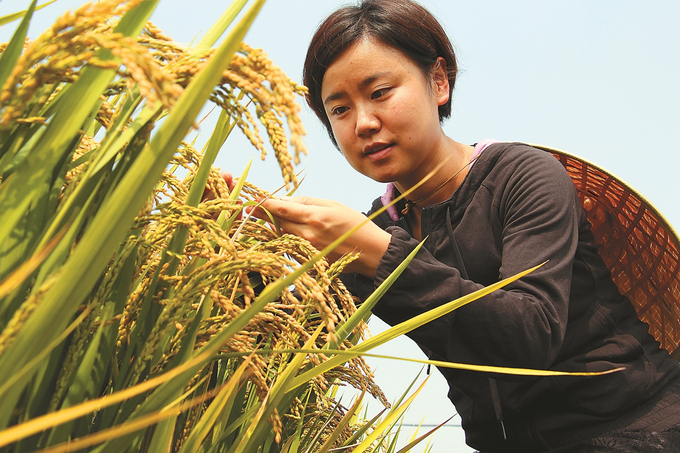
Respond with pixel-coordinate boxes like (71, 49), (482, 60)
(472, 142), (577, 205)
(487, 142), (561, 165)
(480, 142), (572, 180)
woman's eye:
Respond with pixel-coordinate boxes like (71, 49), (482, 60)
(371, 88), (389, 100)
(332, 106), (348, 116)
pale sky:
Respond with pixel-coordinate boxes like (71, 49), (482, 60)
(2, 1), (679, 451)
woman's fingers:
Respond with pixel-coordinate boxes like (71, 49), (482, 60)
(245, 199), (316, 240)
(241, 196), (390, 277)
(202, 171), (238, 203)
(257, 197), (317, 223)
(220, 171), (237, 191)
(278, 195), (339, 208)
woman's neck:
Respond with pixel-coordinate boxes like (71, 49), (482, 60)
(395, 138), (474, 209)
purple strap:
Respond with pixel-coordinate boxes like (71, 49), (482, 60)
(381, 140), (499, 221)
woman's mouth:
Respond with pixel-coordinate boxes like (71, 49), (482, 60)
(364, 143), (394, 158)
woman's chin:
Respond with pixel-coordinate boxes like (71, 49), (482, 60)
(366, 173), (399, 184)
(360, 165), (405, 185)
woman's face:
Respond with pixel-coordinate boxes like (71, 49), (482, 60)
(321, 39), (450, 185)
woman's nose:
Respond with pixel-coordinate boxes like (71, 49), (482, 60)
(355, 107), (380, 137)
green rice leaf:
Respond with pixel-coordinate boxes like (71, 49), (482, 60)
(0, 0), (37, 94)
(328, 240), (425, 350)
(0, 230), (61, 302)
(0, 0), (55, 27)
(352, 378), (429, 452)
(195, 0), (249, 50)
(290, 263), (544, 388)
(271, 349), (624, 378)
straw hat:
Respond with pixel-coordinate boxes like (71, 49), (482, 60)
(532, 144), (680, 361)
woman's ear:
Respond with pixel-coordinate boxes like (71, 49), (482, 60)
(431, 57), (450, 106)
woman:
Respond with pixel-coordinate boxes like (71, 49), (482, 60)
(236, 0), (680, 451)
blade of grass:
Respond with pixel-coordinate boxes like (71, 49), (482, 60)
(394, 417), (453, 453)
(248, 349), (623, 378)
(351, 378), (429, 452)
(290, 264), (544, 388)
(0, 0), (55, 27)
(195, 0), (249, 50)
(0, 0), (37, 92)
(316, 392), (366, 453)
(0, 229), (62, 301)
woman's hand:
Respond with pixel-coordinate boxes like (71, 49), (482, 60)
(202, 171), (238, 203)
(250, 196), (391, 278)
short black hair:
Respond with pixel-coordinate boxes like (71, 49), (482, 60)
(303, 0), (457, 148)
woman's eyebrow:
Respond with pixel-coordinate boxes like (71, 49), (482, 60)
(357, 71), (391, 90)
(323, 71), (392, 107)
(323, 91), (345, 107)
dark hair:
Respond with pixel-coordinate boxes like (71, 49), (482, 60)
(303, 0), (458, 148)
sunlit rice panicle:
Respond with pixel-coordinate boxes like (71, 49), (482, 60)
(141, 21), (173, 44)
(118, 142), (385, 420)
(150, 39), (308, 188)
(0, 278), (54, 356)
(211, 43), (308, 188)
(0, 0), (185, 129)
(270, 408), (284, 443)
(48, 305), (100, 412)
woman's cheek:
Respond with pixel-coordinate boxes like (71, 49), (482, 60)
(335, 124), (358, 153)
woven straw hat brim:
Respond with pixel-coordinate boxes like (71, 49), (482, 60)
(531, 144), (680, 360)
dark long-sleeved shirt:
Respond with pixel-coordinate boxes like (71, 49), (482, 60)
(342, 142), (680, 452)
